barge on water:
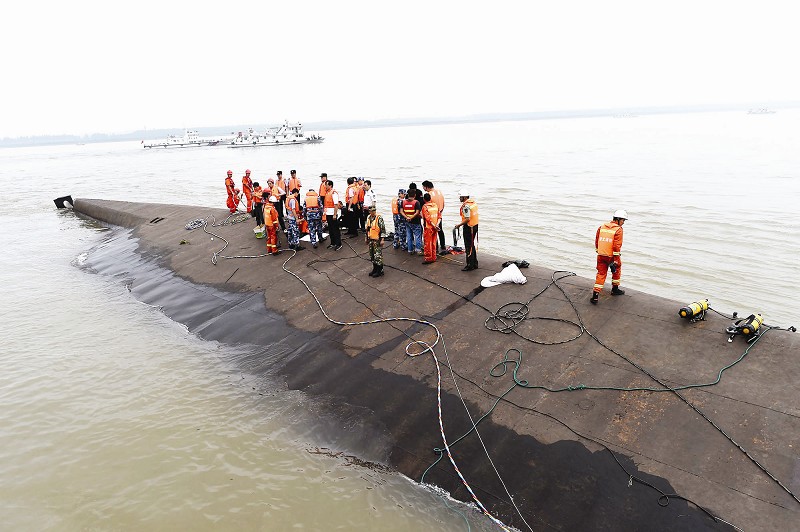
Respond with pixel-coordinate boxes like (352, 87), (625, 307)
(227, 121), (324, 148)
(142, 130), (232, 148)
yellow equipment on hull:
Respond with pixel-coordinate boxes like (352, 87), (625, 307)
(679, 299), (709, 321)
(726, 313), (764, 343)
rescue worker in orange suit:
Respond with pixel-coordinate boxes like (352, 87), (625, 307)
(421, 193), (440, 264)
(264, 196), (281, 255)
(252, 182), (265, 227)
(591, 209), (627, 304)
(454, 190), (478, 271)
(242, 169), (254, 213)
(422, 180), (446, 254)
(225, 170), (238, 213)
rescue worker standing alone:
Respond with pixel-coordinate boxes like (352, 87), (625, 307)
(591, 209), (627, 304)
(365, 205), (385, 277)
(454, 190), (478, 271)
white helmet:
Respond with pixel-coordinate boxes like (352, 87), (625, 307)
(269, 195), (278, 202)
(613, 209), (628, 220)
(458, 189), (470, 197)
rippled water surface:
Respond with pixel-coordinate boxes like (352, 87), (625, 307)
(0, 112), (798, 530)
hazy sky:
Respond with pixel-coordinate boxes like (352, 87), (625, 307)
(1, 0), (797, 137)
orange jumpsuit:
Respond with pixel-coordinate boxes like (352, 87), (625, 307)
(421, 201), (439, 262)
(593, 221), (623, 293)
(242, 174), (254, 212)
(264, 203), (280, 254)
(225, 176), (238, 213)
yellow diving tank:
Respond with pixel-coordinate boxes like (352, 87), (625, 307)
(740, 313), (764, 336)
(679, 299), (709, 319)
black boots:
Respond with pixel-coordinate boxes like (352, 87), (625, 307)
(590, 292), (599, 304)
(612, 286), (625, 295)
(368, 264), (379, 277)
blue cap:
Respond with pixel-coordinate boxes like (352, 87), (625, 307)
(398, 188), (406, 194)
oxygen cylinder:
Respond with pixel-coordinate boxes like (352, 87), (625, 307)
(679, 299), (709, 319)
(740, 314), (764, 336)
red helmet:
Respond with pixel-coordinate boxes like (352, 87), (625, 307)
(227, 170), (233, 176)
(246, 169), (251, 174)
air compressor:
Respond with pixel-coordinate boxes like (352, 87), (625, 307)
(678, 299), (709, 322)
(726, 313), (764, 343)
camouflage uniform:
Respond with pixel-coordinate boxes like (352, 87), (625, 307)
(367, 213), (386, 266)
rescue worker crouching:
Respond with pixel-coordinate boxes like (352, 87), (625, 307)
(365, 205), (386, 277)
(591, 209), (627, 304)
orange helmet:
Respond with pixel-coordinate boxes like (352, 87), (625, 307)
(227, 170), (233, 176)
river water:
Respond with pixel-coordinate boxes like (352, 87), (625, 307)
(1, 111), (798, 530)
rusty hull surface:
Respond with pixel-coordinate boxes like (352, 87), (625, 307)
(73, 199), (800, 531)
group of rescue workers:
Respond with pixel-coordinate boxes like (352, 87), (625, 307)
(225, 169), (625, 301)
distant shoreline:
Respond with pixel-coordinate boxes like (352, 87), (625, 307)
(3, 102), (797, 148)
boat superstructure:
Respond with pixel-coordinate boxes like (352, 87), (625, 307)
(228, 121), (324, 148)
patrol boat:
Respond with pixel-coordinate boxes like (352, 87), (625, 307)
(227, 121), (324, 148)
(142, 130), (232, 149)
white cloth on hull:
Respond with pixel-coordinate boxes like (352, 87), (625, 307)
(481, 263), (527, 288)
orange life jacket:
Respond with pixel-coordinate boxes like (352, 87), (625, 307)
(272, 181), (285, 197)
(357, 186), (365, 203)
(391, 197), (399, 215)
(324, 190), (338, 210)
(225, 177), (235, 196)
(402, 198), (418, 218)
(242, 176), (253, 194)
(422, 202), (439, 228)
(460, 199), (479, 227)
(253, 186), (264, 204)
(305, 191), (320, 209)
(345, 184), (358, 206)
(596, 221), (622, 257)
(319, 181), (327, 196)
(367, 215), (382, 240)
(285, 196), (300, 217)
(288, 176), (301, 193)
